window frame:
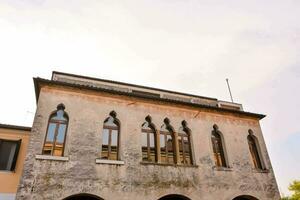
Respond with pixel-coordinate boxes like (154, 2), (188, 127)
(159, 119), (176, 164)
(101, 123), (120, 160)
(42, 104), (69, 157)
(247, 131), (264, 170)
(178, 126), (193, 165)
(211, 125), (228, 168)
(141, 123), (157, 163)
(0, 138), (21, 172)
(101, 111), (120, 161)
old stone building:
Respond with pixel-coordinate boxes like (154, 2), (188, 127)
(16, 71), (280, 200)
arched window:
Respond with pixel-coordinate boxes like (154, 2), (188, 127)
(43, 104), (68, 156)
(141, 116), (157, 162)
(160, 118), (175, 164)
(101, 111), (120, 160)
(248, 130), (263, 169)
(211, 124), (227, 167)
(178, 121), (193, 165)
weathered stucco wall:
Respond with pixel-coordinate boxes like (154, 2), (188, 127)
(17, 86), (280, 200)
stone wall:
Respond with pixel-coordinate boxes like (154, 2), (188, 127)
(16, 86), (280, 200)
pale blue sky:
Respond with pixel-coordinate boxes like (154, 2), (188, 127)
(0, 0), (299, 196)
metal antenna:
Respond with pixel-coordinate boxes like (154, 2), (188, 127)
(226, 78), (234, 103)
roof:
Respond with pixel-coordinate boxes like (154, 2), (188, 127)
(0, 123), (31, 132)
(51, 71), (218, 101)
(33, 72), (266, 120)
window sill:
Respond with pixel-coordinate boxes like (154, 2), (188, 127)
(35, 155), (69, 161)
(212, 166), (233, 171)
(252, 168), (269, 173)
(95, 159), (125, 165)
(140, 162), (198, 168)
(0, 170), (15, 174)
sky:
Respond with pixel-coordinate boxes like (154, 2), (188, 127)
(0, 0), (299, 196)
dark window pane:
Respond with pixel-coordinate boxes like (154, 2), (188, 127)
(0, 141), (17, 170)
(101, 145), (108, 159)
(142, 149), (148, 161)
(149, 147), (156, 162)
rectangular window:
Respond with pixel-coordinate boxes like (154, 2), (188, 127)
(0, 139), (21, 171)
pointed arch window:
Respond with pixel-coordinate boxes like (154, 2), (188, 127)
(248, 130), (263, 169)
(160, 118), (175, 164)
(101, 111), (120, 160)
(42, 104), (68, 156)
(211, 124), (227, 167)
(178, 121), (193, 165)
(141, 116), (157, 162)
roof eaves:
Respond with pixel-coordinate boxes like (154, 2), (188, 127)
(51, 71), (218, 101)
(35, 77), (266, 120)
(0, 123), (31, 132)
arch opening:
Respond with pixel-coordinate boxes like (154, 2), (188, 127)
(232, 195), (259, 200)
(158, 194), (191, 200)
(63, 193), (103, 200)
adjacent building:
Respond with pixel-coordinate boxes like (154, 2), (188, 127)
(0, 124), (31, 200)
(15, 71), (280, 200)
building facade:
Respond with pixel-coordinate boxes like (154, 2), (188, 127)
(16, 72), (280, 200)
(0, 124), (31, 200)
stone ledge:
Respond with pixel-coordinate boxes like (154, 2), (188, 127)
(252, 168), (269, 173)
(35, 155), (69, 161)
(212, 166), (233, 171)
(140, 162), (198, 168)
(95, 159), (125, 165)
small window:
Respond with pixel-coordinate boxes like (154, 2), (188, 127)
(141, 116), (157, 162)
(211, 124), (227, 167)
(248, 130), (264, 169)
(0, 139), (21, 171)
(42, 104), (68, 156)
(101, 111), (120, 160)
(160, 118), (175, 164)
(178, 121), (193, 165)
